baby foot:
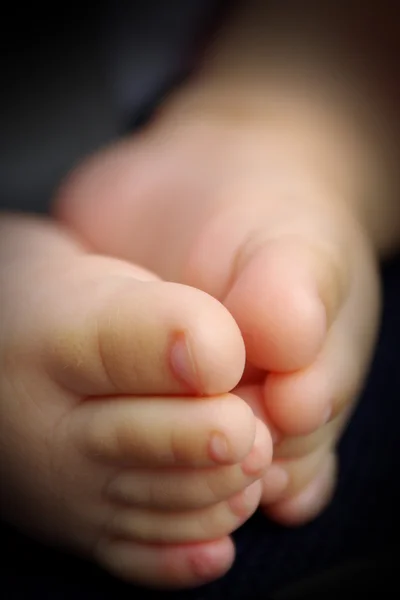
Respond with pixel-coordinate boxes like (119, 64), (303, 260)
(56, 98), (382, 526)
(185, 187), (380, 524)
(0, 215), (272, 587)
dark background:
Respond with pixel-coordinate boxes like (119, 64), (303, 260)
(0, 1), (217, 213)
(1, 3), (399, 598)
(0, 4), (117, 213)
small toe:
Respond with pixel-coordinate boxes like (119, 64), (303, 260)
(264, 452), (337, 526)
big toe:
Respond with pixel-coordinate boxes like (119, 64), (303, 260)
(186, 205), (349, 373)
(43, 255), (246, 399)
(224, 238), (344, 372)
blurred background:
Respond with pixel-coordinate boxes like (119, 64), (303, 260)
(1, 3), (399, 598)
(0, 0), (215, 213)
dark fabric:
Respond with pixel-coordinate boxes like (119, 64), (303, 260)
(2, 257), (399, 599)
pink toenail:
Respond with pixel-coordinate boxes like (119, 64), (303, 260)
(169, 331), (201, 393)
(189, 549), (221, 580)
(209, 431), (231, 464)
(189, 542), (233, 580)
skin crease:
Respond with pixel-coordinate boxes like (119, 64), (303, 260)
(1, 0), (400, 590)
(54, 0), (396, 539)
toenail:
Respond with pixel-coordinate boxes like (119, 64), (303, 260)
(189, 548), (222, 580)
(209, 431), (231, 464)
(169, 331), (201, 393)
